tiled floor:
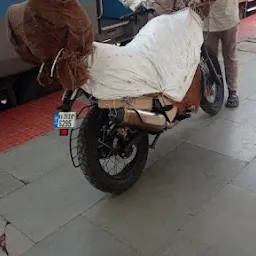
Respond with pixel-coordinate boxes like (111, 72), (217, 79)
(0, 14), (256, 256)
(0, 92), (85, 152)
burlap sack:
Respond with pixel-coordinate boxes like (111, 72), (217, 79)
(7, 0), (94, 90)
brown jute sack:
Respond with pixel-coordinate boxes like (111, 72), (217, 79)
(7, 0), (94, 90)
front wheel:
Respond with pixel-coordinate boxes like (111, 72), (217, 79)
(200, 46), (225, 116)
(77, 106), (149, 194)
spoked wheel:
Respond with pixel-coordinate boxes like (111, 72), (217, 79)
(77, 106), (149, 194)
(200, 46), (224, 116)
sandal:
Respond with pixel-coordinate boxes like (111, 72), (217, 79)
(226, 94), (239, 108)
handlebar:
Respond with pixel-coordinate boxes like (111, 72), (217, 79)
(120, 6), (154, 21)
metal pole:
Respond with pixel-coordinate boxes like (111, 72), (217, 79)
(244, 0), (249, 17)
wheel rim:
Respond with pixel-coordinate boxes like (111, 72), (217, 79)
(96, 111), (140, 178)
(98, 139), (137, 177)
(204, 82), (217, 103)
(201, 60), (223, 106)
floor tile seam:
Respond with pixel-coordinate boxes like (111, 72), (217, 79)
(0, 169), (26, 187)
(150, 212), (211, 256)
(246, 98), (256, 102)
(82, 214), (140, 255)
(18, 212), (95, 252)
(237, 48), (256, 54)
(0, 185), (25, 201)
(214, 116), (244, 125)
(145, 140), (184, 170)
(184, 139), (250, 164)
(144, 121), (218, 172)
(230, 182), (256, 198)
(0, 215), (35, 245)
(0, 160), (72, 201)
(18, 203), (136, 256)
(150, 181), (250, 255)
(18, 215), (87, 256)
(217, 116), (256, 130)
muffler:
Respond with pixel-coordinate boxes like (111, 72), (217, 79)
(113, 109), (168, 132)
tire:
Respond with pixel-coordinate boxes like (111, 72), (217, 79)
(200, 47), (224, 116)
(77, 106), (149, 194)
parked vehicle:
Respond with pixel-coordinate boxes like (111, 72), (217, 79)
(57, 45), (224, 194)
(53, 5), (225, 194)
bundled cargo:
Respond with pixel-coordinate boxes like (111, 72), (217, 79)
(7, 0), (203, 105)
(6, 0), (224, 194)
(7, 0), (94, 90)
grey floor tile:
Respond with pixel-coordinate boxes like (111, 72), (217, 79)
(0, 217), (34, 256)
(0, 170), (23, 199)
(245, 111), (256, 128)
(154, 234), (211, 256)
(84, 189), (188, 256)
(146, 110), (214, 167)
(218, 50), (255, 102)
(218, 50), (256, 102)
(237, 55), (256, 101)
(233, 158), (256, 193)
(0, 217), (5, 234)
(167, 109), (216, 140)
(218, 99), (256, 124)
(187, 118), (256, 162)
(154, 184), (256, 256)
(237, 41), (256, 54)
(43, 131), (70, 145)
(0, 136), (70, 182)
(5, 225), (34, 256)
(240, 89), (256, 104)
(247, 93), (256, 101)
(147, 142), (245, 213)
(146, 131), (182, 168)
(0, 163), (105, 242)
(84, 143), (244, 255)
(22, 216), (137, 256)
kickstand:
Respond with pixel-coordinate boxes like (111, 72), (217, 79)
(149, 133), (162, 149)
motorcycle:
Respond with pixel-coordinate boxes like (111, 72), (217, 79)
(54, 3), (224, 194)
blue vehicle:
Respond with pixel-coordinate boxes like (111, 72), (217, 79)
(239, 0), (256, 18)
(0, 0), (148, 109)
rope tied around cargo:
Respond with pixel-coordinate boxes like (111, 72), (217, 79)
(37, 47), (93, 90)
(50, 48), (64, 77)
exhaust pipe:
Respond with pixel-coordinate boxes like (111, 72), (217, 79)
(113, 109), (169, 132)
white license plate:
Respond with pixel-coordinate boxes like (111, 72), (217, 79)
(53, 112), (77, 129)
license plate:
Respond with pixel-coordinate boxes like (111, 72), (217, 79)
(53, 112), (77, 129)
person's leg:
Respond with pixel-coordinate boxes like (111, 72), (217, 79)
(220, 25), (239, 107)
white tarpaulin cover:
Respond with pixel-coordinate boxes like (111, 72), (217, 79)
(118, 0), (143, 11)
(81, 8), (203, 102)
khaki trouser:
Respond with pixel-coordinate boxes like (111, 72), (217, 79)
(204, 25), (238, 92)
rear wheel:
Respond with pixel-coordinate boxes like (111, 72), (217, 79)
(200, 47), (224, 116)
(77, 106), (149, 194)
